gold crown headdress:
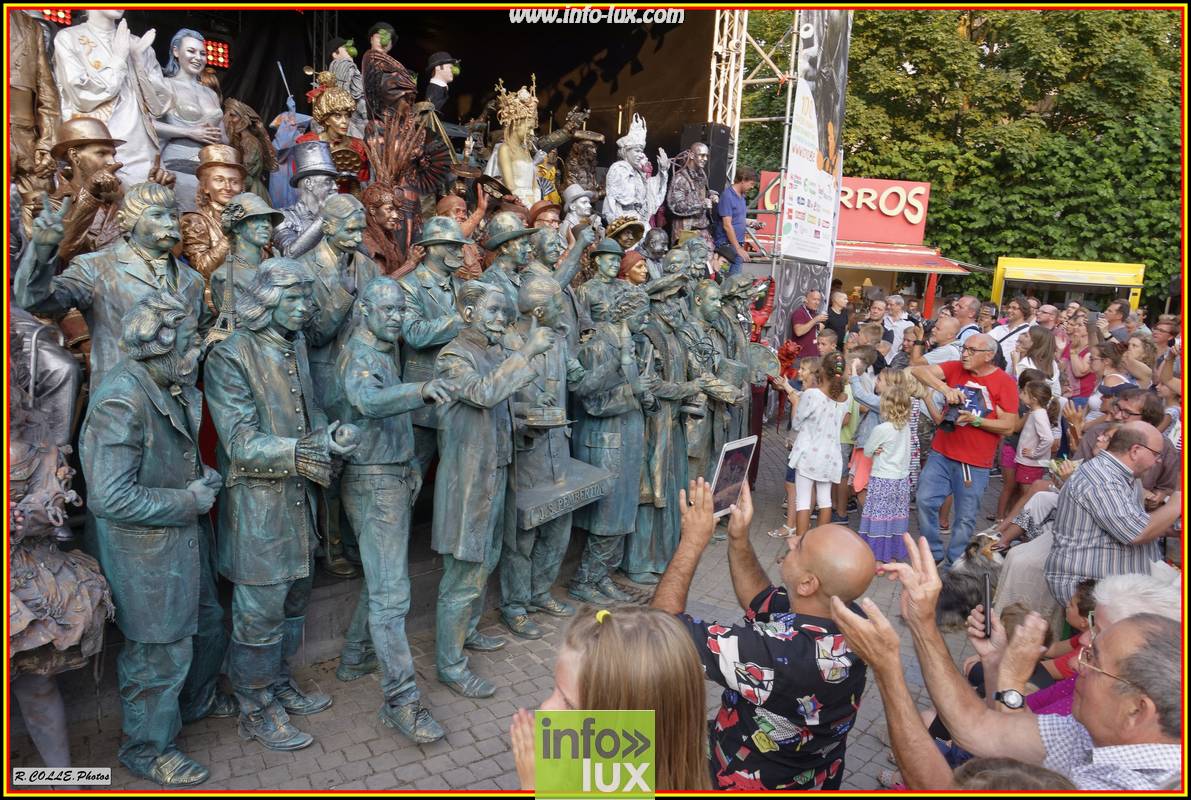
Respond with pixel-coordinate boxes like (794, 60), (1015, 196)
(495, 75), (538, 127)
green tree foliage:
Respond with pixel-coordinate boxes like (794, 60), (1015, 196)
(741, 9), (1182, 306)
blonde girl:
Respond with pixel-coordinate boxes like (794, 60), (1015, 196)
(856, 373), (914, 562)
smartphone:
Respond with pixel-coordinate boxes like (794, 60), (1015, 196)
(982, 573), (993, 638)
(1086, 310), (1099, 325)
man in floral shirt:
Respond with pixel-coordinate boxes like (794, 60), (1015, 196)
(652, 479), (875, 790)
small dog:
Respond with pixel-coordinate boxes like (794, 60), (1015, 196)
(936, 531), (1004, 631)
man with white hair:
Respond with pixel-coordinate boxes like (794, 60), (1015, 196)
(884, 294), (915, 353)
(602, 113), (669, 230)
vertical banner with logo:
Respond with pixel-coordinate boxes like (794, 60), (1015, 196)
(773, 9), (853, 347)
(535, 710), (655, 799)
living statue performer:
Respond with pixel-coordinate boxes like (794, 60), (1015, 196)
(395, 217), (471, 480)
(362, 109), (449, 274)
(224, 98), (278, 204)
(602, 113), (669, 231)
(274, 141), (340, 259)
(8, 9), (60, 238)
(679, 229), (713, 287)
(80, 291), (230, 786)
(682, 280), (745, 481)
(53, 9), (172, 188)
(14, 181), (212, 394)
(558, 183), (604, 246)
(479, 211), (540, 313)
(326, 36), (368, 139)
(423, 51), (460, 115)
(718, 275), (768, 442)
(575, 237), (626, 325)
(564, 137), (602, 204)
(606, 215), (646, 253)
(209, 193), (283, 319)
(638, 227), (670, 281)
(434, 191), (488, 280)
(622, 279), (706, 583)
(300, 193), (382, 579)
(361, 47), (418, 132)
(179, 144), (246, 280)
(154, 28), (226, 213)
(484, 76), (541, 208)
(666, 142), (717, 247)
(331, 277), (454, 742)
(432, 281), (555, 698)
(204, 258), (360, 751)
(298, 85), (369, 194)
(569, 286), (660, 604)
(525, 224), (596, 352)
(618, 251), (650, 286)
(9, 323), (113, 776)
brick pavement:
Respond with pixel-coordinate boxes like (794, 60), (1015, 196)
(10, 433), (982, 791)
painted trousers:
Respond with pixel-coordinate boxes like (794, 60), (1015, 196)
(499, 512), (572, 619)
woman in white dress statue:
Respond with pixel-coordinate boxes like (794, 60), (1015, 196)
(483, 76), (541, 208)
(154, 29), (227, 212)
(53, 9), (172, 188)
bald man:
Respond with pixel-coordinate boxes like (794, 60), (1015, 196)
(653, 479), (875, 790)
(952, 295), (982, 343)
(911, 315), (962, 366)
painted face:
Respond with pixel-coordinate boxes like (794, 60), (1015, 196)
(374, 200), (400, 232)
(329, 210), (367, 252)
(625, 308), (650, 334)
(324, 111), (351, 140)
(200, 166), (245, 207)
(686, 239), (710, 265)
(533, 209), (561, 230)
(72, 143), (118, 180)
(131, 205), (181, 253)
(175, 36), (207, 77)
(428, 241), (465, 273)
(536, 229), (564, 265)
(470, 292), (510, 345)
(271, 283), (314, 332)
(572, 196), (592, 217)
(237, 215), (275, 249)
(614, 229), (637, 249)
(697, 287), (723, 320)
(508, 235), (533, 267)
(693, 145), (709, 169)
(301, 175), (337, 203)
(365, 285), (405, 343)
(540, 647), (582, 711)
(626, 260), (649, 285)
(595, 252), (620, 280)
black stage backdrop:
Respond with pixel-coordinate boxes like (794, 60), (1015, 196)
(121, 8), (715, 161)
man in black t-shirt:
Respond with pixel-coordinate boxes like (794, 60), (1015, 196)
(652, 480), (876, 790)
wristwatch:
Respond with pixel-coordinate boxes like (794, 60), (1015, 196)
(994, 689), (1025, 709)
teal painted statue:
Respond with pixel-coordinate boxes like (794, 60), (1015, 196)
(80, 290), (227, 786)
(479, 211), (538, 313)
(203, 258), (360, 753)
(574, 236), (624, 325)
(431, 280), (555, 699)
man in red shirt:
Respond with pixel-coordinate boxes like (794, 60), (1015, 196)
(790, 288), (827, 362)
(911, 334), (1020, 566)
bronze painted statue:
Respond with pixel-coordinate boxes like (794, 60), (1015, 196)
(179, 144), (247, 280)
(432, 280), (555, 698)
(569, 286), (659, 604)
(8, 9), (60, 238)
(666, 142), (717, 246)
(331, 277), (454, 742)
(80, 290), (229, 785)
(14, 181), (212, 393)
(204, 258), (360, 752)
(223, 97), (278, 204)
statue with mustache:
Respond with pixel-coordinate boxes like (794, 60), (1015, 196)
(80, 290), (227, 786)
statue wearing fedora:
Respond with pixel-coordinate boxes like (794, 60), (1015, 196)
(42, 116), (130, 264)
(424, 51), (460, 115)
(479, 211), (539, 314)
(394, 217), (472, 479)
(575, 237), (627, 326)
(274, 141), (340, 258)
(180, 144), (247, 280)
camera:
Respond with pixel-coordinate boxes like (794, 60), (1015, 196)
(939, 403), (963, 432)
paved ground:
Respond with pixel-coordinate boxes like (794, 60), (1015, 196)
(10, 431), (981, 791)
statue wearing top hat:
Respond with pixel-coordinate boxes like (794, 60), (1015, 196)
(274, 140), (340, 258)
(180, 144), (247, 280)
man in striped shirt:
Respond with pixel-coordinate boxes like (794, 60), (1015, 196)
(1045, 422), (1183, 604)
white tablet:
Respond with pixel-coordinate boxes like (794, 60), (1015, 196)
(709, 436), (759, 519)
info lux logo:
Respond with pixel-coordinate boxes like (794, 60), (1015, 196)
(535, 710), (655, 799)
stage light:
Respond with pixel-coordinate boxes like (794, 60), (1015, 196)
(41, 9), (72, 25)
(206, 39), (231, 70)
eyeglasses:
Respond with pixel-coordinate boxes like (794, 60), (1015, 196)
(961, 346), (993, 354)
(1076, 642), (1147, 693)
(1132, 442), (1164, 461)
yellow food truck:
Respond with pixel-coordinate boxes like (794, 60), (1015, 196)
(991, 257), (1145, 311)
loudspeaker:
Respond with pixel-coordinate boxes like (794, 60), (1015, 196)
(680, 122), (732, 193)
